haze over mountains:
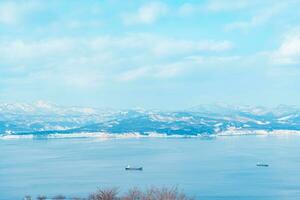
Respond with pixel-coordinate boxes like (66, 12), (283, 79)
(0, 101), (300, 138)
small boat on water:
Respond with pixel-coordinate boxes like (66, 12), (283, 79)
(125, 165), (143, 171)
(256, 163), (269, 167)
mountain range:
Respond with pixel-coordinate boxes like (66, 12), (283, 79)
(1, 101), (300, 137)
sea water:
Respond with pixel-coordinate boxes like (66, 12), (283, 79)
(1, 135), (300, 200)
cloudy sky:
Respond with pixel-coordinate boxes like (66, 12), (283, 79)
(1, 0), (300, 109)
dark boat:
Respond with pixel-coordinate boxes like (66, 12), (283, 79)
(125, 165), (143, 171)
(256, 163), (269, 167)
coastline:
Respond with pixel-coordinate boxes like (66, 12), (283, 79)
(1, 129), (300, 140)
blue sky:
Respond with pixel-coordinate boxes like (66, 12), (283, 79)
(1, 0), (300, 109)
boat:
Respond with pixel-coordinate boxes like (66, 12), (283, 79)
(125, 165), (143, 171)
(256, 163), (269, 167)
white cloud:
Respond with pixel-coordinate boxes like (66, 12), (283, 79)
(105, 34), (233, 57)
(63, 71), (103, 89)
(186, 55), (241, 64)
(0, 2), (18, 25)
(178, 3), (197, 16)
(179, 0), (259, 16)
(117, 62), (187, 82)
(122, 2), (168, 25)
(0, 34), (232, 62)
(0, 39), (74, 60)
(153, 62), (185, 78)
(271, 28), (300, 65)
(225, 2), (287, 31)
(16, 65), (104, 90)
(151, 38), (233, 56)
(0, 1), (40, 25)
(116, 54), (245, 82)
(118, 67), (149, 81)
(40, 19), (103, 33)
(0, 34), (234, 86)
(204, 0), (254, 12)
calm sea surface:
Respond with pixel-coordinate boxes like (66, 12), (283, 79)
(1, 135), (300, 200)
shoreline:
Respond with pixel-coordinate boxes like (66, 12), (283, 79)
(1, 130), (300, 140)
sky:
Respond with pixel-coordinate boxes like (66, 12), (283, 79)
(0, 0), (300, 109)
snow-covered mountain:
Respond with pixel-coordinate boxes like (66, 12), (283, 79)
(0, 102), (300, 137)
